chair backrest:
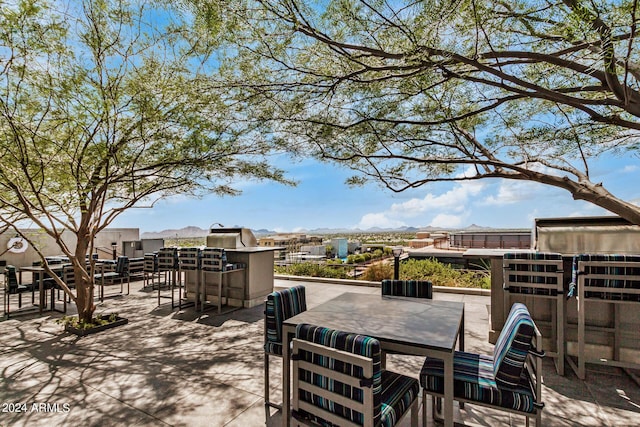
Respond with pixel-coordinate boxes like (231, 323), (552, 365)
(5, 265), (18, 290)
(157, 247), (178, 271)
(570, 253), (640, 301)
(144, 253), (158, 272)
(201, 248), (226, 272)
(292, 323), (381, 427)
(264, 285), (306, 349)
(178, 248), (201, 270)
(503, 252), (563, 295)
(493, 303), (536, 389)
(62, 265), (75, 286)
(381, 279), (432, 299)
(115, 256), (129, 275)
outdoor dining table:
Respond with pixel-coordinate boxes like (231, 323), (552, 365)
(281, 292), (465, 427)
(18, 265), (64, 314)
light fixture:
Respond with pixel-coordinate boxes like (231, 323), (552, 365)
(392, 246), (403, 280)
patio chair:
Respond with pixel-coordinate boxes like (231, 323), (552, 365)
(503, 252), (565, 375)
(264, 285), (307, 412)
(97, 256), (130, 302)
(291, 323), (419, 427)
(420, 302), (544, 427)
(59, 264), (78, 313)
(128, 257), (145, 281)
(143, 252), (158, 289)
(568, 253), (640, 379)
(381, 279), (433, 299)
(3, 265), (35, 318)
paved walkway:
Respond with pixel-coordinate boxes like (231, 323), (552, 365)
(1, 279), (639, 426)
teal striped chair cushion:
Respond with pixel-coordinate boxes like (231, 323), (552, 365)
(493, 303), (535, 390)
(380, 371), (419, 427)
(264, 286), (306, 355)
(420, 351), (537, 413)
(381, 279), (432, 299)
(295, 324), (418, 427)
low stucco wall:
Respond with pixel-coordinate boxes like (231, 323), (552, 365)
(274, 274), (491, 296)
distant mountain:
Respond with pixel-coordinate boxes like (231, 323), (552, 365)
(141, 226), (209, 239)
(252, 228), (277, 236)
(141, 224), (521, 239)
(141, 226), (279, 239)
(464, 223), (494, 231)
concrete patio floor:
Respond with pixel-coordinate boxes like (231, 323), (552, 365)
(1, 278), (639, 426)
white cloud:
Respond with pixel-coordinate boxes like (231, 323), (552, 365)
(357, 213), (407, 229)
(622, 165), (639, 173)
(355, 180), (486, 229)
(483, 180), (541, 206)
(430, 213), (467, 228)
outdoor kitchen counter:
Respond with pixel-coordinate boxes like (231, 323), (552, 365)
(228, 246), (282, 307)
(189, 246), (283, 309)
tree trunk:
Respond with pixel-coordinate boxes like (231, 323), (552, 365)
(528, 172), (640, 225)
(74, 232), (95, 324)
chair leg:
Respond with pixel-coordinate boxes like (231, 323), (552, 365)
(4, 291), (9, 318)
(264, 352), (270, 407)
(422, 392), (427, 427)
(432, 395), (443, 423)
(264, 352), (282, 412)
(410, 397), (418, 427)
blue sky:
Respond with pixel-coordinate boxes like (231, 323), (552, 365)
(110, 154), (640, 233)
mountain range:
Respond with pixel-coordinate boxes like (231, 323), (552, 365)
(140, 224), (502, 239)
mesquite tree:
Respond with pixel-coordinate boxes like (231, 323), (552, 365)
(196, 0), (640, 223)
(0, 0), (289, 323)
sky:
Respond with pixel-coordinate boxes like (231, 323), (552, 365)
(110, 154), (640, 233)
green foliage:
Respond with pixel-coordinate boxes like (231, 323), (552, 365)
(200, 0), (640, 224)
(346, 254), (366, 264)
(165, 237), (206, 247)
(399, 259), (490, 289)
(274, 263), (349, 279)
(57, 313), (120, 330)
(0, 0), (289, 323)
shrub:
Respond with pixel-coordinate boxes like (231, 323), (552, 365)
(274, 263), (349, 279)
(361, 263), (393, 281)
(353, 254), (365, 263)
(399, 258), (490, 289)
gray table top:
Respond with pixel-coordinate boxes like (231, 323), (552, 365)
(285, 292), (464, 352)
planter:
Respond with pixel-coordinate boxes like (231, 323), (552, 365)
(64, 315), (128, 337)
